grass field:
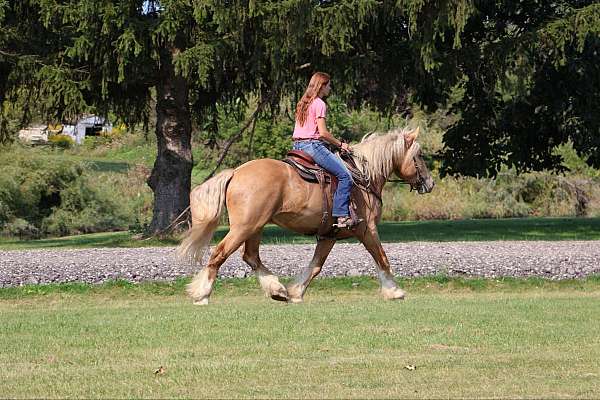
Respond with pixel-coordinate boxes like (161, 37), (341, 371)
(1, 217), (599, 250)
(1, 277), (599, 398)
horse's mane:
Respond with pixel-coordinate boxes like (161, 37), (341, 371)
(352, 127), (411, 181)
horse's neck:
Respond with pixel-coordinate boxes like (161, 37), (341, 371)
(371, 175), (388, 196)
(351, 155), (391, 197)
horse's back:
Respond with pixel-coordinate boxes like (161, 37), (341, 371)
(230, 158), (299, 190)
(225, 158), (322, 229)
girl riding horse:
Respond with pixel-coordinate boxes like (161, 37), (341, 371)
(292, 72), (356, 229)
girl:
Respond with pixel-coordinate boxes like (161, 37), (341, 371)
(292, 72), (355, 229)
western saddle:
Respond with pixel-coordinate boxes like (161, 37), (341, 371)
(282, 149), (368, 239)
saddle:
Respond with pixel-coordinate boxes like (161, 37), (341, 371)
(283, 149), (365, 239)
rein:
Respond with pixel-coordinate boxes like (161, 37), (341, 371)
(346, 152), (423, 197)
(387, 156), (426, 192)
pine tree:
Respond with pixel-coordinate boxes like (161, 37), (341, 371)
(1, 0), (416, 233)
(404, 1), (600, 177)
(2, 0), (599, 231)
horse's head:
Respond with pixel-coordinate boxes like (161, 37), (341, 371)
(396, 127), (435, 194)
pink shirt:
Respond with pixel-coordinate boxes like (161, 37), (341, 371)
(293, 97), (327, 140)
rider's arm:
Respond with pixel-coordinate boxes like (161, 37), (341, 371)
(317, 118), (351, 151)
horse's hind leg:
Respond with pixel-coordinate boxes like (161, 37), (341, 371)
(242, 231), (288, 302)
(287, 238), (336, 303)
(188, 228), (251, 305)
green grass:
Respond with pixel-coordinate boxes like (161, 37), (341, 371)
(0, 231), (179, 250)
(18, 151), (135, 172)
(1, 217), (599, 250)
(1, 277), (599, 398)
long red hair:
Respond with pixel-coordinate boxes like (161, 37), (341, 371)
(295, 72), (330, 127)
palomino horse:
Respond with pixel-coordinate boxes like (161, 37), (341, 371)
(177, 127), (434, 304)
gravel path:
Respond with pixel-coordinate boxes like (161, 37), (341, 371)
(0, 241), (599, 287)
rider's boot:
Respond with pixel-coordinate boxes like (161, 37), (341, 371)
(333, 216), (363, 230)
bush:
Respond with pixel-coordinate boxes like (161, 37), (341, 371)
(101, 124), (127, 140)
(381, 169), (597, 221)
(0, 147), (140, 238)
(48, 134), (75, 149)
(83, 135), (111, 150)
(0, 173), (19, 226)
(241, 118), (293, 160)
(2, 218), (40, 239)
(41, 174), (131, 236)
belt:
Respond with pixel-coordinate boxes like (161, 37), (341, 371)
(293, 138), (321, 141)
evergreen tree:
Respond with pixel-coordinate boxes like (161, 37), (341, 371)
(403, 1), (600, 177)
(2, 0), (599, 233)
(0, 0), (424, 233)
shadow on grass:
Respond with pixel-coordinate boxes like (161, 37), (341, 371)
(375, 217), (600, 242)
(0, 232), (178, 250)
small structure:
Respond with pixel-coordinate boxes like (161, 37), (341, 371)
(18, 125), (48, 144)
(18, 115), (113, 145)
(73, 115), (113, 144)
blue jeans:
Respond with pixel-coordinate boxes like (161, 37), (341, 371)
(292, 140), (353, 217)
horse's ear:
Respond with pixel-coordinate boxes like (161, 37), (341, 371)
(404, 126), (420, 148)
(361, 131), (376, 143)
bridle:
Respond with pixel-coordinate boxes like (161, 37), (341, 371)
(341, 148), (427, 206)
(388, 156), (427, 193)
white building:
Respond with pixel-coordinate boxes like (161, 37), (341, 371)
(18, 116), (113, 145)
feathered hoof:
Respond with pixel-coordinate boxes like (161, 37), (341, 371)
(193, 298), (209, 305)
(381, 287), (406, 300)
(270, 293), (288, 302)
(285, 283), (304, 304)
(269, 283), (289, 302)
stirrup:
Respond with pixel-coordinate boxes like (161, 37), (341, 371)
(333, 216), (362, 230)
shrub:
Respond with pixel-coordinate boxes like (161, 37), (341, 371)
(241, 118), (293, 160)
(0, 173), (19, 226)
(83, 135), (111, 150)
(48, 134), (75, 149)
(2, 218), (40, 239)
(0, 147), (142, 238)
(101, 124), (127, 140)
(40, 167), (145, 236)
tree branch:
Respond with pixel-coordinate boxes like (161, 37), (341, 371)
(203, 93), (272, 183)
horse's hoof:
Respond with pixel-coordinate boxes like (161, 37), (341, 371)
(193, 298), (209, 305)
(287, 297), (303, 304)
(268, 282), (289, 302)
(270, 294), (288, 302)
(381, 288), (406, 300)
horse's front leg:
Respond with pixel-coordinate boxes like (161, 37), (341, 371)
(287, 238), (336, 303)
(358, 226), (405, 300)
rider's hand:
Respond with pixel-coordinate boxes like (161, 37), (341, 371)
(341, 142), (351, 152)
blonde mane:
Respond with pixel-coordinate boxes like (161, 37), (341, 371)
(352, 127), (411, 182)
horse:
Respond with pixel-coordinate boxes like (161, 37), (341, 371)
(177, 126), (434, 305)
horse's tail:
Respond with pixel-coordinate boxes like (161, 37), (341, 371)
(176, 169), (235, 265)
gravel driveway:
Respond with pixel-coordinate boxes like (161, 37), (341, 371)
(1, 241), (599, 287)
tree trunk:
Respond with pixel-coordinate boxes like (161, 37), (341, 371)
(147, 48), (193, 234)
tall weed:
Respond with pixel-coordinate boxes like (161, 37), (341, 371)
(382, 170), (598, 221)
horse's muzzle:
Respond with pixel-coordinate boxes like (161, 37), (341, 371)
(417, 177), (435, 194)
